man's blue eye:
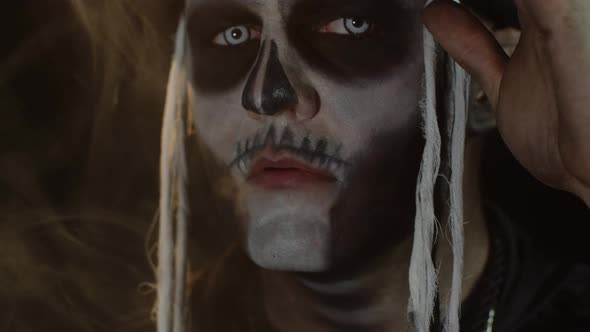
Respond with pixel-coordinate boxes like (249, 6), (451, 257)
(318, 17), (374, 36)
(213, 25), (260, 46)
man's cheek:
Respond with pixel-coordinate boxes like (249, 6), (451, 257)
(192, 100), (245, 164)
(318, 99), (420, 157)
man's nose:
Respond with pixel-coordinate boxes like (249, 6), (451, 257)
(242, 40), (318, 120)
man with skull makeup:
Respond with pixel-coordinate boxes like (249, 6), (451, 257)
(146, 0), (590, 331)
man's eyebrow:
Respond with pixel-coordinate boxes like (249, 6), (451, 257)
(186, 0), (263, 39)
(186, 0), (262, 19)
(283, 0), (413, 22)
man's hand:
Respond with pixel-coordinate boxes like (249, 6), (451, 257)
(423, 0), (590, 205)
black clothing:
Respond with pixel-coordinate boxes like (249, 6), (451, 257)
(461, 206), (590, 332)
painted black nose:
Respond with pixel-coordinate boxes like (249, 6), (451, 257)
(242, 40), (299, 116)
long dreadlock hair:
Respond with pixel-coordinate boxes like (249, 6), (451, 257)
(156, 1), (471, 332)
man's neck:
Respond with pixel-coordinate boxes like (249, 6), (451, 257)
(260, 139), (490, 331)
(261, 238), (412, 332)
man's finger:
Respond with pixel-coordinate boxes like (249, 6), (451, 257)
(423, 0), (509, 110)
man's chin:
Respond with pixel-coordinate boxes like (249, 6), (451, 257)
(239, 181), (339, 271)
(245, 214), (331, 272)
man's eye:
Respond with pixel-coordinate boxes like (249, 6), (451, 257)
(318, 17), (374, 36)
(213, 25), (261, 46)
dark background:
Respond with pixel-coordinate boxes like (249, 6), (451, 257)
(0, 1), (588, 331)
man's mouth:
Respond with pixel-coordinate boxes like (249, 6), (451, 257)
(247, 152), (337, 189)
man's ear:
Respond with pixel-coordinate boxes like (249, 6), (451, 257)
(468, 27), (521, 135)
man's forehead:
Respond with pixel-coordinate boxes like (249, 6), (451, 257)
(187, 0), (261, 10)
(185, 0), (416, 16)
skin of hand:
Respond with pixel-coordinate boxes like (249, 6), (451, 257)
(423, 0), (590, 206)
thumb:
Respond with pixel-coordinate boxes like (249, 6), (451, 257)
(423, 0), (508, 110)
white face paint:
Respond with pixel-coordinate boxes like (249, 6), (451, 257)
(187, 0), (425, 271)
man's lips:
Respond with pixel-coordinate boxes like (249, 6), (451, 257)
(247, 156), (337, 189)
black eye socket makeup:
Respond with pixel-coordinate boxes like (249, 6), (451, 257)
(286, 0), (418, 82)
(187, 2), (262, 93)
(187, 2), (261, 46)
